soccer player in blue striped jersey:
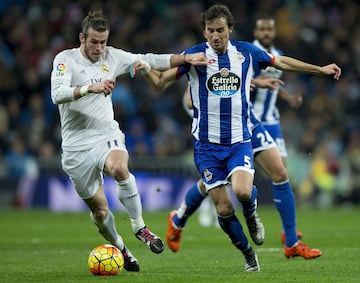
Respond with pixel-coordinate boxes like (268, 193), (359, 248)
(252, 17), (303, 156)
(251, 16), (306, 251)
(166, 80), (322, 260)
(134, 4), (341, 271)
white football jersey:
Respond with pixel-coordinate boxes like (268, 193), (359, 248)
(51, 47), (171, 151)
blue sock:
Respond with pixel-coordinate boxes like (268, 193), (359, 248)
(240, 185), (257, 218)
(173, 182), (206, 228)
(218, 211), (250, 253)
(272, 180), (297, 247)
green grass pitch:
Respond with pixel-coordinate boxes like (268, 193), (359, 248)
(1, 206), (359, 283)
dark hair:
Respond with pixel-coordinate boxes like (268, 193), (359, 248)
(200, 4), (235, 31)
(253, 15), (275, 30)
(254, 14), (275, 24)
(81, 10), (110, 37)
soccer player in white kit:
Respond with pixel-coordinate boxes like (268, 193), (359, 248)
(134, 4), (341, 271)
(50, 10), (206, 272)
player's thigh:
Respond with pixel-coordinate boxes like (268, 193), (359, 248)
(226, 142), (254, 200)
(62, 150), (103, 199)
(255, 146), (288, 181)
(193, 141), (229, 190)
(230, 169), (254, 201)
(264, 124), (287, 157)
(104, 149), (129, 179)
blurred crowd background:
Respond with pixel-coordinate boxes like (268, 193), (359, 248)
(0, 0), (359, 207)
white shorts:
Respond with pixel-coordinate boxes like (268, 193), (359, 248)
(61, 135), (126, 199)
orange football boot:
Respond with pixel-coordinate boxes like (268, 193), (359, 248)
(166, 210), (183, 252)
(284, 241), (322, 259)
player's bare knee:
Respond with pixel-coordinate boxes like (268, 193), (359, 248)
(110, 163), (129, 181)
(271, 166), (289, 183)
(234, 189), (251, 201)
(215, 201), (234, 217)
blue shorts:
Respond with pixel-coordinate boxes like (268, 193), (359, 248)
(194, 140), (254, 191)
(263, 124), (287, 157)
(251, 123), (277, 155)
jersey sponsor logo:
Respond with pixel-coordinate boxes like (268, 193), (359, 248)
(206, 68), (241, 97)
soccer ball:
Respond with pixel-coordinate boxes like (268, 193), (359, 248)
(88, 244), (124, 276)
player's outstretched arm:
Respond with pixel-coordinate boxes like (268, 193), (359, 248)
(170, 52), (207, 67)
(273, 56), (341, 80)
(131, 60), (177, 92)
(251, 77), (284, 91)
(144, 68), (177, 92)
(278, 88), (303, 108)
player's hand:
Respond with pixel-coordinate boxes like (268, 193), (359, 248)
(289, 92), (303, 108)
(322, 63), (341, 80)
(129, 60), (151, 78)
(103, 79), (116, 96)
(251, 77), (284, 91)
(89, 79), (116, 96)
(184, 52), (207, 66)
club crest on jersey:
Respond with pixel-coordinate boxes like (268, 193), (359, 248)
(206, 68), (241, 97)
(203, 169), (213, 182)
(101, 64), (109, 73)
(237, 52), (245, 63)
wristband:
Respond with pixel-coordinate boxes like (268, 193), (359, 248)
(80, 85), (89, 96)
(140, 61), (151, 75)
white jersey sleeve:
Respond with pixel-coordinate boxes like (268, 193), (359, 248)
(51, 50), (76, 104)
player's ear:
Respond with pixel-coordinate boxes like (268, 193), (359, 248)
(79, 32), (85, 44)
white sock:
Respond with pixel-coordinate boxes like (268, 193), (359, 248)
(90, 210), (125, 250)
(117, 173), (145, 233)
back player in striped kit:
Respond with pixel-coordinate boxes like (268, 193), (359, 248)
(252, 16), (303, 160)
(134, 4), (341, 272)
(251, 15), (306, 247)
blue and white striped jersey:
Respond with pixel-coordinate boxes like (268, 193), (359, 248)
(177, 40), (274, 145)
(251, 39), (283, 125)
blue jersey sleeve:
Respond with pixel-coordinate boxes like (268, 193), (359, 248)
(240, 42), (274, 77)
(177, 43), (208, 79)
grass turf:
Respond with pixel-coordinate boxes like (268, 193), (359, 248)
(1, 205), (359, 283)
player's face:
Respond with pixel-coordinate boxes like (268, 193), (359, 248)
(81, 28), (109, 62)
(254, 19), (276, 49)
(203, 17), (232, 54)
